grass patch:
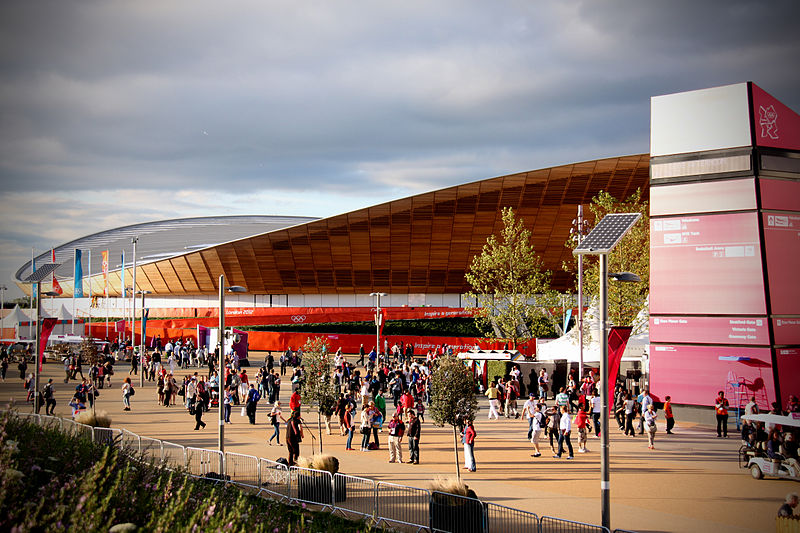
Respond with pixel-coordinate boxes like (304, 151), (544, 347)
(0, 411), (381, 532)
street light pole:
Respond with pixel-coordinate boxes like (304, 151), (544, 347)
(0, 285), (6, 336)
(599, 254), (610, 529)
(137, 290), (150, 389)
(217, 275), (246, 474)
(577, 206), (585, 381)
(218, 274), (225, 468)
(369, 292), (386, 361)
(131, 236), (138, 350)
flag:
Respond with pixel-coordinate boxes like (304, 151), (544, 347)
(101, 250), (109, 297)
(115, 320), (126, 333)
(142, 308), (149, 344)
(607, 326), (633, 413)
(39, 318), (58, 371)
(120, 250), (125, 299)
(51, 249), (63, 295)
(74, 249), (84, 298)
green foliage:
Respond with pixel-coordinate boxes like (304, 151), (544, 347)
(564, 189), (649, 327)
(0, 411), (377, 532)
(428, 354), (478, 428)
(485, 361), (509, 384)
(465, 207), (562, 347)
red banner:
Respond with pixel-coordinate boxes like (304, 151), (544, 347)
(144, 306), (475, 323)
(40, 318), (58, 371)
(608, 326), (632, 412)
(101, 250), (109, 297)
(51, 249), (63, 295)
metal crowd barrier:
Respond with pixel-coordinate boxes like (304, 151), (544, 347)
(332, 473), (375, 520)
(485, 501), (539, 533)
(375, 481), (431, 532)
(289, 466), (335, 510)
(225, 452), (260, 488)
(187, 447), (224, 480)
(1, 409), (639, 533)
(540, 515), (611, 533)
(258, 458), (290, 501)
(162, 441), (187, 469)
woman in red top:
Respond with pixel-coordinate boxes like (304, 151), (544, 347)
(289, 390), (301, 414)
(463, 419), (476, 472)
(664, 396), (675, 434)
(574, 407), (589, 453)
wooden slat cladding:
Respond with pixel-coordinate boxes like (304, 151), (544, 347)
(130, 155), (649, 295)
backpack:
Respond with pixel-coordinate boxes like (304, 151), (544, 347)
(129, 386), (135, 396)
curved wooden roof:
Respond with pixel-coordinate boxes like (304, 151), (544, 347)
(45, 154), (650, 297)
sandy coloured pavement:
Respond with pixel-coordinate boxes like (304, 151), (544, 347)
(1, 356), (791, 533)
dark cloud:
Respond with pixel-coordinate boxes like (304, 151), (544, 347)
(1, 1), (799, 296)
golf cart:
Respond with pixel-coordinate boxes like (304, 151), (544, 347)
(739, 413), (800, 481)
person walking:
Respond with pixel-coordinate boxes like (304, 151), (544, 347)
(554, 405), (574, 459)
(407, 410), (420, 464)
(121, 377), (133, 411)
(590, 391), (602, 437)
(715, 391), (729, 438)
(644, 404), (658, 449)
(530, 403), (545, 457)
(43, 379), (57, 415)
(463, 418), (476, 472)
(485, 381), (500, 420)
(245, 383), (261, 425)
(268, 401), (286, 445)
(575, 406), (589, 453)
(359, 404), (373, 451)
(624, 392), (636, 437)
(522, 393), (537, 441)
(387, 412), (405, 463)
(664, 395), (675, 434)
(223, 387), (233, 423)
(194, 399), (206, 430)
(344, 404), (355, 450)
(286, 410), (304, 466)
(638, 389), (653, 435)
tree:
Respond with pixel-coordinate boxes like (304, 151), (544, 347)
(565, 189), (649, 328)
(299, 336), (339, 454)
(428, 353), (478, 480)
(465, 207), (562, 347)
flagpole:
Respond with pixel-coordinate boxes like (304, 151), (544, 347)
(87, 249), (92, 338)
(72, 249), (76, 335)
(29, 248), (34, 339)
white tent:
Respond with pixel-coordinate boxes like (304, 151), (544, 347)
(535, 301), (649, 363)
(2, 305), (35, 340)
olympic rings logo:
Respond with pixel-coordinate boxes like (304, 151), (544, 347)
(291, 315), (307, 323)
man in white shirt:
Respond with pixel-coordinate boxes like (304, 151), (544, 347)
(638, 389), (653, 435)
(590, 391), (602, 437)
(554, 405), (574, 459)
(522, 393), (537, 440)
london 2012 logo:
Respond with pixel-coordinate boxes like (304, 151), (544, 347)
(759, 105), (779, 140)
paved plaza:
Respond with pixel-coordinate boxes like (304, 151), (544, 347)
(0, 355), (788, 533)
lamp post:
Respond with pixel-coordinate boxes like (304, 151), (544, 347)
(0, 285), (6, 335)
(136, 290), (151, 388)
(369, 292), (387, 361)
(217, 275), (246, 472)
(130, 237), (138, 351)
(571, 206), (589, 380)
(21, 263), (60, 415)
(573, 212), (641, 531)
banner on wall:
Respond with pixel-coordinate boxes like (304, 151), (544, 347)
(607, 326), (633, 411)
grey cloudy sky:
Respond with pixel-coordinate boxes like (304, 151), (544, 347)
(1, 0), (799, 298)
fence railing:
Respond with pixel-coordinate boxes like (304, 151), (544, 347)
(540, 515), (611, 533)
(4, 410), (634, 533)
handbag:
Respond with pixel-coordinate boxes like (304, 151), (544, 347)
(361, 426), (371, 435)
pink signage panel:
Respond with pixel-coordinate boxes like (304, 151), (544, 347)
(760, 179), (800, 213)
(774, 318), (800, 345)
(649, 344), (774, 408)
(649, 316), (769, 345)
(763, 213), (800, 315)
(777, 348), (800, 407)
(751, 83), (800, 151)
(651, 212), (766, 315)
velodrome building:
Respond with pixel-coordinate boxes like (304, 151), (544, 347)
(13, 82), (800, 411)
